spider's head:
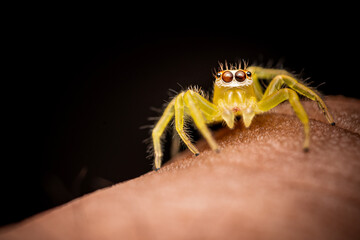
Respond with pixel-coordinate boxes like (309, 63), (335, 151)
(212, 61), (254, 104)
(215, 69), (253, 88)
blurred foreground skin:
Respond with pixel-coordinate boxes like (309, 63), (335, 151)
(0, 96), (359, 240)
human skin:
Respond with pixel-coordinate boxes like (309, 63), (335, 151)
(0, 96), (359, 240)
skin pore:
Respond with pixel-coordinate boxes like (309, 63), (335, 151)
(0, 96), (359, 240)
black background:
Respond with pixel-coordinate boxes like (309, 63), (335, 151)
(2, 8), (358, 226)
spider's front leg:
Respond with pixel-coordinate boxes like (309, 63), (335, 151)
(152, 90), (220, 170)
(249, 66), (335, 125)
(255, 71), (336, 151)
(174, 92), (201, 156)
(267, 74), (335, 125)
(152, 93), (199, 171)
(152, 98), (176, 170)
(182, 90), (221, 152)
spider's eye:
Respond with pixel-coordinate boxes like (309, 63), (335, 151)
(235, 71), (246, 82)
(246, 71), (252, 77)
(222, 71), (233, 83)
(216, 72), (221, 78)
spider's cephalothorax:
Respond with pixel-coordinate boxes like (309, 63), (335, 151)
(151, 61), (335, 170)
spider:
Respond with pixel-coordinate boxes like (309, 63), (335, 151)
(151, 61), (335, 170)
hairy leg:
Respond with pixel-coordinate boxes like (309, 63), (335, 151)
(248, 66), (334, 125)
(248, 73), (264, 100)
(174, 92), (200, 156)
(247, 66), (292, 81)
(152, 98), (176, 170)
(154, 90), (220, 170)
(183, 90), (220, 152)
(183, 90), (220, 123)
(247, 66), (291, 101)
(273, 75), (334, 124)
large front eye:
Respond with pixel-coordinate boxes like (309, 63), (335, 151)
(222, 71), (233, 83)
(235, 71), (246, 82)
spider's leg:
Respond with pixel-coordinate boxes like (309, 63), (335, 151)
(247, 66), (290, 81)
(185, 90), (221, 123)
(152, 98), (175, 170)
(262, 75), (286, 98)
(248, 66), (334, 125)
(276, 75), (334, 125)
(174, 92), (200, 156)
(250, 73), (264, 100)
(183, 90), (220, 152)
(247, 66), (290, 100)
(257, 88), (310, 150)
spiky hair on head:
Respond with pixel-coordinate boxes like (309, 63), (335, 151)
(212, 60), (249, 78)
(217, 60), (249, 71)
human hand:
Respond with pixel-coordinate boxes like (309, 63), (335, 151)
(1, 96), (359, 240)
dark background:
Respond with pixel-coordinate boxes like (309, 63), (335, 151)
(2, 10), (358, 226)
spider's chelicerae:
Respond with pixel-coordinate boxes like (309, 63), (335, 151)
(151, 61), (335, 170)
